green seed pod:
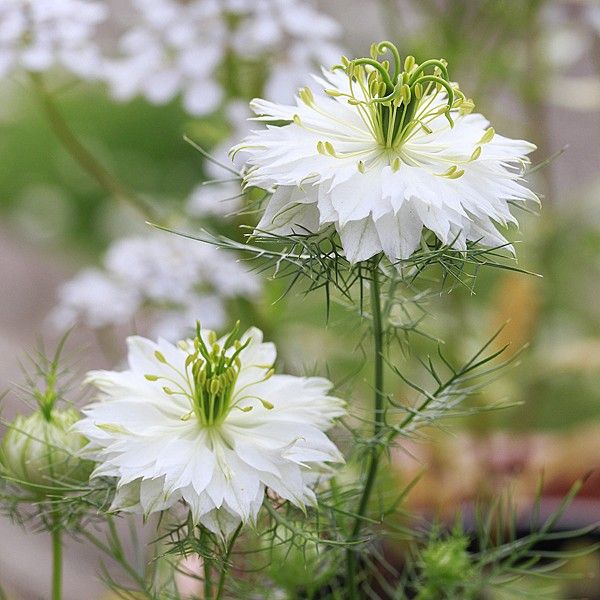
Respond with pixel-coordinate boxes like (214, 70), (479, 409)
(0, 409), (92, 497)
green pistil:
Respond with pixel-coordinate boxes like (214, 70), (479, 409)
(325, 41), (473, 154)
(187, 323), (247, 427)
(148, 322), (251, 428)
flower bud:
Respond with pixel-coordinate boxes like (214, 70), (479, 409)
(1, 409), (92, 497)
(418, 534), (473, 598)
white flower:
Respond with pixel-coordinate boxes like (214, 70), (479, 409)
(102, 0), (225, 115)
(76, 325), (345, 537)
(105, 233), (259, 302)
(233, 43), (539, 264)
(0, 0), (107, 79)
(50, 268), (140, 329)
(50, 232), (261, 340)
(150, 294), (225, 341)
(101, 0), (343, 116)
(231, 0), (343, 104)
(186, 181), (245, 218)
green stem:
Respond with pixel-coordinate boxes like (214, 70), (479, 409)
(29, 74), (160, 222)
(347, 262), (385, 598)
(204, 554), (213, 600)
(51, 515), (62, 600)
(215, 524), (242, 600)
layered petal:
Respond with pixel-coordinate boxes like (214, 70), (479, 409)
(77, 327), (345, 537)
(234, 56), (538, 264)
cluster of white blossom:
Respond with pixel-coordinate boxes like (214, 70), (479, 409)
(0, 0), (343, 115)
(228, 0), (343, 103)
(51, 232), (260, 340)
(4, 34), (542, 565)
(0, 0), (107, 79)
(102, 0), (342, 114)
(101, 0), (226, 115)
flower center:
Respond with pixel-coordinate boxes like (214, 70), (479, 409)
(147, 323), (251, 428)
(300, 42), (477, 172)
(186, 329), (244, 427)
(338, 43), (471, 149)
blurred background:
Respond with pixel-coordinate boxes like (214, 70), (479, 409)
(0, 0), (599, 598)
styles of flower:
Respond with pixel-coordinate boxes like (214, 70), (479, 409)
(76, 323), (345, 537)
(233, 41), (539, 264)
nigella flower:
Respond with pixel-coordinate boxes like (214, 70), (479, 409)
(76, 324), (345, 536)
(233, 41), (539, 264)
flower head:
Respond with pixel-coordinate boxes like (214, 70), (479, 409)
(233, 41), (538, 263)
(76, 324), (345, 537)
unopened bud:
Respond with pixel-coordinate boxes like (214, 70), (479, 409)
(0, 409), (91, 497)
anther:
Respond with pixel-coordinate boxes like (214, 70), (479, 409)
(260, 399), (274, 410)
(299, 87), (314, 106)
(479, 127), (495, 144)
(470, 146), (482, 161)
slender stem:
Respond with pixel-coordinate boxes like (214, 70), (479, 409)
(51, 514), (62, 600)
(29, 74), (160, 222)
(215, 524), (243, 600)
(204, 555), (214, 600)
(347, 262), (385, 598)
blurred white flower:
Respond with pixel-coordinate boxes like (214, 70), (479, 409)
(231, 0), (343, 103)
(204, 101), (252, 180)
(102, 0), (225, 115)
(50, 232), (260, 339)
(0, 0), (107, 79)
(185, 101), (249, 218)
(234, 45), (538, 263)
(101, 0), (343, 115)
(105, 233), (258, 301)
(51, 268), (140, 329)
(77, 325), (345, 537)
(186, 180), (244, 218)
(149, 294), (225, 341)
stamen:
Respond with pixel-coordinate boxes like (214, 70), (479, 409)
(470, 147), (482, 161)
(479, 127), (495, 144)
(319, 43), (474, 164)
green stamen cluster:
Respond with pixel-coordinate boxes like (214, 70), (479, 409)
(307, 41), (474, 158)
(185, 323), (247, 426)
(147, 322), (251, 427)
